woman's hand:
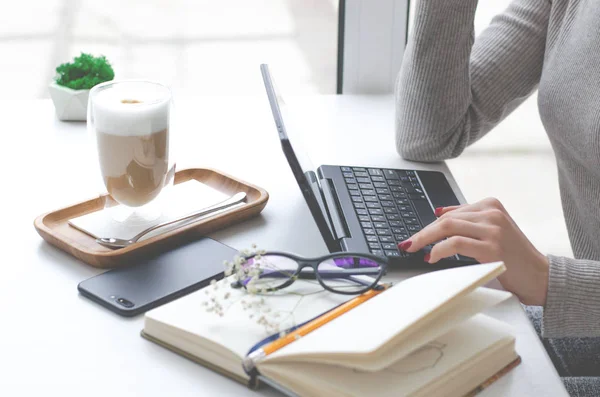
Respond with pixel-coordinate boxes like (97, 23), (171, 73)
(397, 198), (550, 306)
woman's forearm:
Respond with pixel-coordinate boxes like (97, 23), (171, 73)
(395, 0), (551, 161)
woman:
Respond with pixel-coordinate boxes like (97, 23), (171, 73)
(395, 0), (600, 395)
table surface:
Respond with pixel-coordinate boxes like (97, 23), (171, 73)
(0, 96), (567, 397)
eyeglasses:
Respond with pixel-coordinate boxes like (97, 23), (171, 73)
(231, 251), (388, 295)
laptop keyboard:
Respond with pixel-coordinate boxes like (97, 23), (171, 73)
(342, 166), (436, 258)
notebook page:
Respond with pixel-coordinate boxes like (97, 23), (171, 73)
(266, 287), (511, 371)
(267, 262), (505, 360)
(259, 314), (516, 397)
(144, 276), (353, 359)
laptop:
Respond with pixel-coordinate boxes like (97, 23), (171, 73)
(260, 64), (477, 268)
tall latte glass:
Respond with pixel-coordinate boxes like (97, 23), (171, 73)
(88, 80), (175, 223)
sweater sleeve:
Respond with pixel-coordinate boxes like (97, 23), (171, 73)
(542, 255), (600, 338)
(395, 0), (551, 161)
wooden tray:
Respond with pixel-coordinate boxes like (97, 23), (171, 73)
(34, 168), (269, 269)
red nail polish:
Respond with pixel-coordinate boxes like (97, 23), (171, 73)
(424, 253), (431, 263)
(398, 240), (412, 251)
(434, 207), (444, 217)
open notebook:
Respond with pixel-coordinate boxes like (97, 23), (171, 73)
(142, 262), (520, 397)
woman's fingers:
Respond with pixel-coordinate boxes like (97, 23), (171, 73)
(399, 217), (493, 253)
(434, 205), (461, 217)
(427, 236), (491, 263)
(438, 197), (507, 216)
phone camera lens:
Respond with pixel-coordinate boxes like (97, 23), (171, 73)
(116, 297), (134, 308)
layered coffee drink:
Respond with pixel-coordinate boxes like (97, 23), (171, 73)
(90, 81), (172, 208)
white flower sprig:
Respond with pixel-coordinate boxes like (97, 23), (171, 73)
(203, 245), (292, 334)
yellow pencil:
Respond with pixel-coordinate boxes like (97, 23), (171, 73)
(242, 285), (389, 374)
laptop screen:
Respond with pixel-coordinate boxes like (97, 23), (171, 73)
(260, 64), (336, 249)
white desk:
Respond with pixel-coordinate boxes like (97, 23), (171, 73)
(0, 96), (567, 396)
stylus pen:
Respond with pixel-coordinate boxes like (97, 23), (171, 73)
(242, 284), (391, 374)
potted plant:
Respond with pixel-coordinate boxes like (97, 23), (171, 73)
(49, 53), (115, 121)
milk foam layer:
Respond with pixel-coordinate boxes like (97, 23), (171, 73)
(92, 82), (170, 136)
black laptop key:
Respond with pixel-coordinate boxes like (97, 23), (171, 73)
(381, 243), (397, 250)
(408, 193), (427, 201)
(362, 189), (376, 196)
(381, 201), (395, 207)
(369, 209), (383, 215)
(371, 249), (384, 257)
(341, 167), (352, 172)
(342, 172), (354, 178)
(385, 250), (400, 257)
(376, 188), (390, 194)
(356, 209), (368, 215)
(397, 205), (411, 212)
(457, 254), (477, 263)
(388, 180), (402, 186)
(368, 169), (383, 176)
(359, 183), (373, 189)
(407, 225), (422, 232)
(347, 183), (359, 190)
(404, 218), (419, 225)
(387, 214), (400, 221)
(373, 182), (387, 188)
(389, 221), (402, 227)
(364, 228), (376, 235)
(354, 171), (368, 178)
(371, 176), (385, 182)
(396, 199), (409, 205)
(376, 229), (391, 236)
(392, 192), (407, 199)
(392, 227), (406, 234)
(373, 222), (387, 229)
(366, 235), (378, 243)
(353, 202), (366, 209)
(356, 177), (370, 183)
(370, 215), (386, 222)
(412, 199), (437, 227)
(358, 215), (370, 222)
(366, 202), (381, 209)
(390, 186), (403, 192)
(401, 211), (416, 218)
(345, 178), (357, 184)
(349, 190), (361, 197)
(351, 196), (363, 203)
(396, 234), (409, 241)
(361, 222), (373, 229)
(379, 236), (393, 243)
(364, 196), (378, 202)
(368, 242), (382, 250)
(383, 207), (398, 214)
(378, 194), (392, 201)
(352, 167), (366, 172)
(400, 176), (409, 182)
(384, 169), (399, 179)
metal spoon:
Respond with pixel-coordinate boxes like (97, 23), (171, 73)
(96, 192), (247, 249)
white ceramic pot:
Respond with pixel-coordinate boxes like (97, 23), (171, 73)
(48, 82), (90, 121)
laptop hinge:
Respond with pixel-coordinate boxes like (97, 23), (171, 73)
(320, 178), (350, 241)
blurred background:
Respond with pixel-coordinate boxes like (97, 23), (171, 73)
(3, 0), (569, 255)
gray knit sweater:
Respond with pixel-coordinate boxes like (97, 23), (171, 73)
(396, 0), (600, 338)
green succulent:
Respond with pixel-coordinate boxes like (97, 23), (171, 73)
(55, 53), (115, 90)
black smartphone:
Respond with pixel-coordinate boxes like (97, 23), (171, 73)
(78, 238), (238, 317)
